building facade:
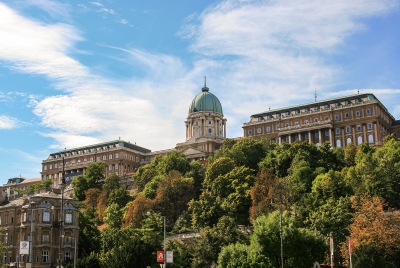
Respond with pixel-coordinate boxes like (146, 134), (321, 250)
(1, 177), (42, 204)
(0, 192), (79, 268)
(243, 93), (400, 147)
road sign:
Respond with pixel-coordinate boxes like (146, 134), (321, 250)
(157, 251), (164, 263)
(166, 251), (173, 263)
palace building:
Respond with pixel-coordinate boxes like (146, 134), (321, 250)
(242, 93), (400, 148)
(41, 81), (227, 188)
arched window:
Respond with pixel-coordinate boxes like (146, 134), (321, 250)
(357, 136), (363, 145)
(336, 139), (341, 148)
(368, 134), (374, 144)
(347, 138), (352, 145)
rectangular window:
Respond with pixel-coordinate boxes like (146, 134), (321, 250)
(295, 122), (299, 125)
(276, 125), (279, 130)
(102, 155), (106, 160)
(115, 153), (119, 159)
(43, 212), (50, 222)
(65, 252), (71, 261)
(65, 213), (72, 224)
(335, 115), (339, 120)
(42, 231), (49, 242)
(315, 132), (319, 138)
(345, 113), (349, 118)
(325, 130), (329, 136)
(336, 128), (340, 135)
(257, 128), (261, 134)
(266, 127), (271, 132)
(366, 109), (371, 115)
(346, 127), (351, 133)
(355, 111), (360, 116)
(357, 125), (361, 131)
(305, 133), (309, 139)
(368, 123), (372, 130)
(248, 130), (252, 135)
(42, 251), (49, 263)
(109, 165), (112, 171)
(109, 154), (113, 160)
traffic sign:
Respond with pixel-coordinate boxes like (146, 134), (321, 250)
(157, 251), (164, 263)
(166, 251), (173, 263)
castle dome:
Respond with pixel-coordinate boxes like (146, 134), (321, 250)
(189, 81), (223, 115)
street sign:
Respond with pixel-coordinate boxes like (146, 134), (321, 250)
(166, 251), (173, 263)
(157, 251), (164, 263)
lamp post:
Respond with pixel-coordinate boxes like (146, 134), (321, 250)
(271, 180), (288, 268)
(58, 156), (66, 268)
(29, 201), (35, 265)
(147, 212), (166, 267)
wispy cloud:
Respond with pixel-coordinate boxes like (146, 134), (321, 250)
(10, 0), (71, 21)
(89, 2), (103, 7)
(0, 115), (21, 129)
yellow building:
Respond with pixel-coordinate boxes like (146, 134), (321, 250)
(243, 93), (400, 147)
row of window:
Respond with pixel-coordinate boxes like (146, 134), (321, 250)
(193, 121), (223, 126)
(44, 153), (141, 170)
(257, 105), (371, 121)
(275, 134), (375, 146)
(248, 121), (374, 136)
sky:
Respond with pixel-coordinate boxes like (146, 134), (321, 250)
(0, 0), (400, 184)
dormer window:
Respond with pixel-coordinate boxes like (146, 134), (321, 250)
(286, 111), (290, 116)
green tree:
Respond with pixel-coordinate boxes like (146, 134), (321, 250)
(252, 212), (326, 268)
(166, 240), (192, 268)
(191, 216), (246, 268)
(102, 174), (120, 198)
(103, 203), (123, 229)
(157, 151), (190, 175)
(134, 163), (158, 192)
(78, 212), (101, 257)
(107, 187), (131, 207)
(72, 161), (106, 200)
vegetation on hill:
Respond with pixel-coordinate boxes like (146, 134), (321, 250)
(70, 135), (400, 268)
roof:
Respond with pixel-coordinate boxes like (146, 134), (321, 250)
(189, 84), (223, 115)
(251, 93), (394, 120)
(49, 139), (151, 158)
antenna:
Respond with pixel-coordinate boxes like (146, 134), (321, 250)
(314, 85), (317, 102)
(204, 76), (206, 87)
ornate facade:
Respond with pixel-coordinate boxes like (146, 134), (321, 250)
(0, 191), (79, 268)
(242, 93), (400, 147)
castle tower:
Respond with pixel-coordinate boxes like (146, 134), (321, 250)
(176, 79), (227, 160)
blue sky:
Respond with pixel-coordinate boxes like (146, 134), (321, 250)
(0, 0), (400, 184)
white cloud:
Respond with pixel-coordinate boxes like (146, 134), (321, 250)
(180, 0), (398, 137)
(89, 2), (103, 7)
(0, 115), (20, 129)
(119, 19), (128, 24)
(99, 8), (115, 15)
(8, 0), (71, 21)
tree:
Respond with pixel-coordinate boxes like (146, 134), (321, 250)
(123, 195), (154, 228)
(191, 216), (246, 268)
(72, 161), (106, 200)
(252, 212), (326, 268)
(84, 188), (102, 210)
(78, 212), (101, 257)
(185, 160), (205, 196)
(154, 171), (196, 226)
(250, 168), (276, 222)
(340, 196), (400, 266)
(102, 174), (120, 198)
(133, 164), (158, 192)
(157, 151), (190, 175)
(166, 240), (192, 268)
(107, 187), (131, 208)
(103, 203), (123, 229)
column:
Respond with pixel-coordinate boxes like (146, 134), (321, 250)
(298, 133), (302, 141)
(341, 127), (345, 146)
(308, 131), (312, 143)
(352, 126), (356, 144)
(329, 128), (334, 147)
(363, 124), (367, 144)
(278, 136), (282, 145)
(224, 121), (226, 138)
(374, 122), (378, 145)
(318, 129), (322, 145)
(288, 135), (291, 144)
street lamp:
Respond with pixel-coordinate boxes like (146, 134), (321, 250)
(271, 180), (289, 268)
(147, 212), (166, 268)
(58, 156), (66, 268)
(29, 201), (35, 264)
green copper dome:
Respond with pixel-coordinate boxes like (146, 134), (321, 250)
(189, 83), (223, 115)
